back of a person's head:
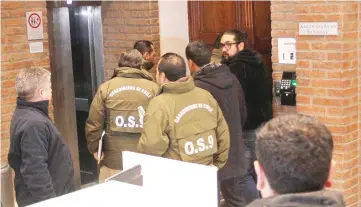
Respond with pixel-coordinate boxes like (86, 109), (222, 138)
(158, 52), (186, 81)
(16, 67), (51, 101)
(223, 29), (248, 44)
(185, 41), (212, 67)
(213, 33), (224, 49)
(133, 40), (154, 55)
(256, 114), (333, 194)
(118, 49), (143, 69)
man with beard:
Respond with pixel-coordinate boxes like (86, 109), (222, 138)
(186, 41), (257, 207)
(220, 28), (273, 182)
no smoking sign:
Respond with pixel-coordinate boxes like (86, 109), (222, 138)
(28, 13), (41, 28)
(26, 11), (44, 40)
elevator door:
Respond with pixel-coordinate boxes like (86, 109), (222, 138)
(69, 6), (104, 185)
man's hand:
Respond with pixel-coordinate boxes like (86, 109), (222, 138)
(93, 152), (104, 161)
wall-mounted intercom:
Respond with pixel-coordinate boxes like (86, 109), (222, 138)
(280, 71), (296, 106)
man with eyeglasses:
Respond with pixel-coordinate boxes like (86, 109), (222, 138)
(219, 29), (273, 206)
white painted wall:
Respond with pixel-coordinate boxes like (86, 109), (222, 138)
(158, 0), (189, 65)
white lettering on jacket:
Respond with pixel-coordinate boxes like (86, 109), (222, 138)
(174, 103), (214, 123)
(109, 86), (152, 98)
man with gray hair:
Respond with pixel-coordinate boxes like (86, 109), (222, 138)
(86, 49), (159, 182)
(8, 67), (75, 206)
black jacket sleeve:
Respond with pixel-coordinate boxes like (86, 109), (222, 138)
(20, 123), (56, 203)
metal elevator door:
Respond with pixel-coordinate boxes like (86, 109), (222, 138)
(68, 6), (104, 185)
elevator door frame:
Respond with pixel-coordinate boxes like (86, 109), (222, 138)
(47, 1), (105, 188)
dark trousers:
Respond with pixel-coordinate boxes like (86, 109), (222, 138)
(219, 130), (259, 207)
(220, 171), (259, 207)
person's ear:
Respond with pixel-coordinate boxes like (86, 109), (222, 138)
(160, 72), (167, 82)
(187, 59), (195, 71)
(143, 52), (150, 60)
(237, 42), (245, 51)
(254, 160), (265, 191)
(324, 160), (336, 188)
(39, 88), (44, 96)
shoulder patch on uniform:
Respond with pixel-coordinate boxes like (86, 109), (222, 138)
(174, 103), (214, 123)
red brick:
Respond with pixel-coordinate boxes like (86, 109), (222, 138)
(311, 43), (343, 50)
(312, 79), (343, 88)
(311, 5), (341, 13)
(297, 42), (310, 50)
(271, 4), (295, 12)
(296, 14), (326, 22)
(312, 61), (342, 70)
(327, 53), (343, 61)
(296, 95), (311, 104)
(271, 13), (284, 21)
(312, 97), (344, 107)
(297, 105), (326, 114)
(297, 78), (311, 87)
(297, 60), (309, 68)
(295, 5), (310, 13)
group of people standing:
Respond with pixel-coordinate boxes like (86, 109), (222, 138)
(9, 29), (344, 207)
(85, 29), (273, 206)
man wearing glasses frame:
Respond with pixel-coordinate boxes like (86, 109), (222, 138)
(215, 29), (273, 207)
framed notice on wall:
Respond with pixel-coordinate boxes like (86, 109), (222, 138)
(26, 11), (44, 40)
(278, 38), (296, 64)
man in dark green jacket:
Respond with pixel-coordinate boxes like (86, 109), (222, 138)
(86, 49), (159, 182)
(137, 53), (230, 169)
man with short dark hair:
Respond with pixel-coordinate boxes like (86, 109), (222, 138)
(133, 40), (155, 71)
(86, 49), (159, 182)
(186, 41), (255, 207)
(247, 114), (345, 207)
(138, 52), (230, 169)
(9, 68), (75, 206)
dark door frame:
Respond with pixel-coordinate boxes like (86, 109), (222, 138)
(46, 1), (105, 188)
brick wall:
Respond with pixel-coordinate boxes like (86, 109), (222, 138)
(271, 1), (361, 206)
(270, 1), (297, 116)
(101, 1), (160, 80)
(358, 3), (361, 205)
(1, 1), (50, 164)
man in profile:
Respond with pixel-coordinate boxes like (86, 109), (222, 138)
(247, 114), (345, 207)
(8, 68), (74, 206)
(134, 40), (156, 73)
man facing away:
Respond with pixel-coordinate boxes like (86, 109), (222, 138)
(247, 114), (345, 207)
(186, 40), (259, 207)
(8, 68), (75, 206)
(137, 52), (230, 169)
(85, 49), (159, 182)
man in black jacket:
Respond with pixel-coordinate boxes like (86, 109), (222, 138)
(220, 29), (273, 183)
(186, 41), (259, 207)
(8, 68), (75, 207)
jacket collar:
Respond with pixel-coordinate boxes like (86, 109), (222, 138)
(16, 98), (49, 117)
(160, 76), (195, 94)
(247, 190), (345, 207)
(114, 67), (153, 81)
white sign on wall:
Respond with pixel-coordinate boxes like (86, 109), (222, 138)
(278, 38), (296, 64)
(29, 42), (43, 53)
(26, 11), (44, 40)
(299, 22), (338, 36)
